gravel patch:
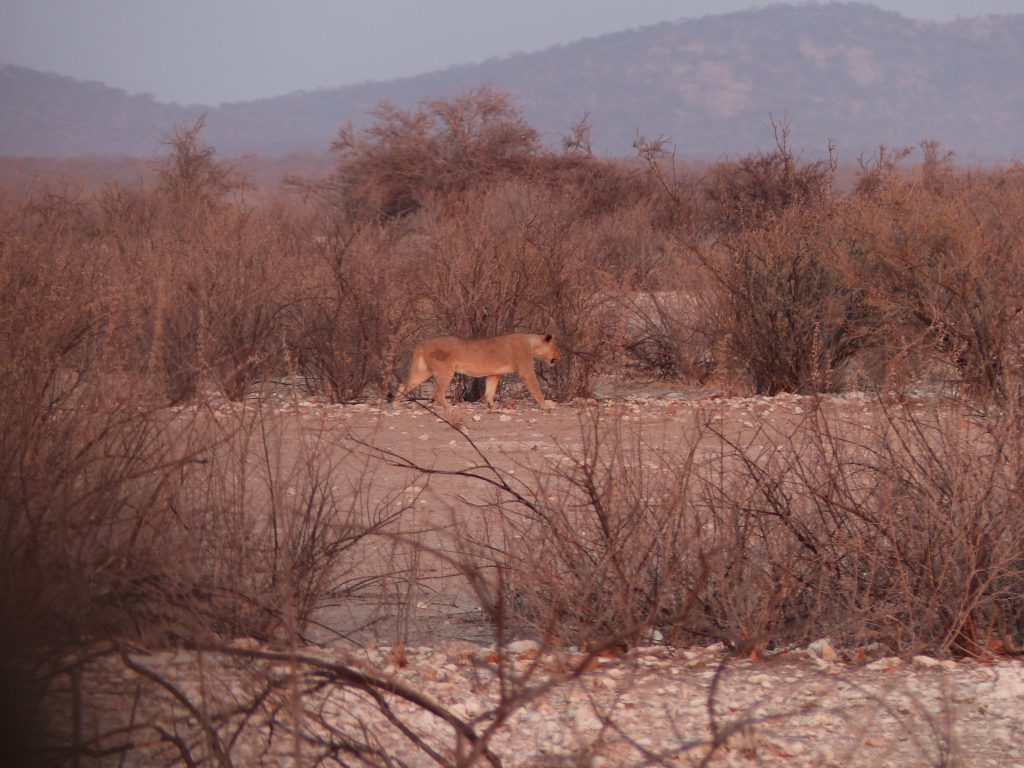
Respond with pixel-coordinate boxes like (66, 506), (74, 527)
(45, 642), (1024, 767)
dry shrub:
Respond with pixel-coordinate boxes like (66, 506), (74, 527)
(845, 163), (1024, 401)
(638, 129), (878, 392)
(2, 403), (204, 647)
(0, 212), (198, 646)
(621, 247), (721, 382)
(0, 177), (420, 758)
(701, 138), (833, 233)
(0, 395), (413, 763)
(862, 404), (1024, 653)
(697, 134), (882, 396)
(162, 405), (408, 643)
(481, 402), (1024, 655)
(86, 121), (300, 403)
(0, 195), (133, 652)
(638, 137), (1024, 401)
(476, 406), (709, 649)
(0, 126), (412, 657)
(0, 189), (107, 406)
(329, 85), (539, 220)
(148, 123), (296, 402)
(203, 205), (300, 401)
(703, 200), (877, 394)
(527, 215), (626, 401)
(611, 159), (721, 381)
(690, 401), (1024, 654)
(0, 385), (398, 654)
(292, 221), (420, 402)
(412, 186), (547, 341)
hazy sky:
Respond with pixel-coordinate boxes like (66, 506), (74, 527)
(1, 1), (1021, 106)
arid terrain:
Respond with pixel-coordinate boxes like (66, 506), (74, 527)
(5, 87), (1024, 767)
(37, 387), (1024, 767)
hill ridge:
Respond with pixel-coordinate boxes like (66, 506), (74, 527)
(2, 2), (1022, 160)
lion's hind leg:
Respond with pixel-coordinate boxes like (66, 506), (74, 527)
(431, 368), (455, 412)
(484, 375), (501, 409)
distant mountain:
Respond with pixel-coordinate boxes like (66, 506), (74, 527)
(0, 65), (194, 157)
(2, 3), (1023, 161)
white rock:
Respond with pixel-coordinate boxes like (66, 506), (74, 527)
(267, 665), (295, 681)
(499, 414), (513, 422)
(912, 655), (941, 668)
(459, 696), (484, 718)
(506, 639), (541, 655)
(807, 638), (837, 660)
(866, 656), (903, 671)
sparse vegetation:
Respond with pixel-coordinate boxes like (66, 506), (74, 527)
(4, 88), (1024, 766)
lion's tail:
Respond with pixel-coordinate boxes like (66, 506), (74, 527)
(388, 347), (423, 404)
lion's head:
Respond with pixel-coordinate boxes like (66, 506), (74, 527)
(538, 334), (561, 366)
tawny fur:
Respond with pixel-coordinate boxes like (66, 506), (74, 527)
(394, 333), (560, 412)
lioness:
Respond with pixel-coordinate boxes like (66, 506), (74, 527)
(391, 333), (560, 412)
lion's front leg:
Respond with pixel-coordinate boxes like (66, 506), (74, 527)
(520, 367), (552, 409)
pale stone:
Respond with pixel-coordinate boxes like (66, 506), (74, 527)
(808, 638), (837, 660)
(866, 656), (903, 671)
(506, 639), (541, 655)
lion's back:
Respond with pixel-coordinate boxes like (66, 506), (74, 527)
(417, 334), (531, 375)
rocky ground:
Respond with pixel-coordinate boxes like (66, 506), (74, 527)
(52, 638), (1024, 767)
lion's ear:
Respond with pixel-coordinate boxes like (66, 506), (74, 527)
(545, 334), (553, 342)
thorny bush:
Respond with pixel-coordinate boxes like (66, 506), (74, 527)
(476, 401), (1024, 655)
